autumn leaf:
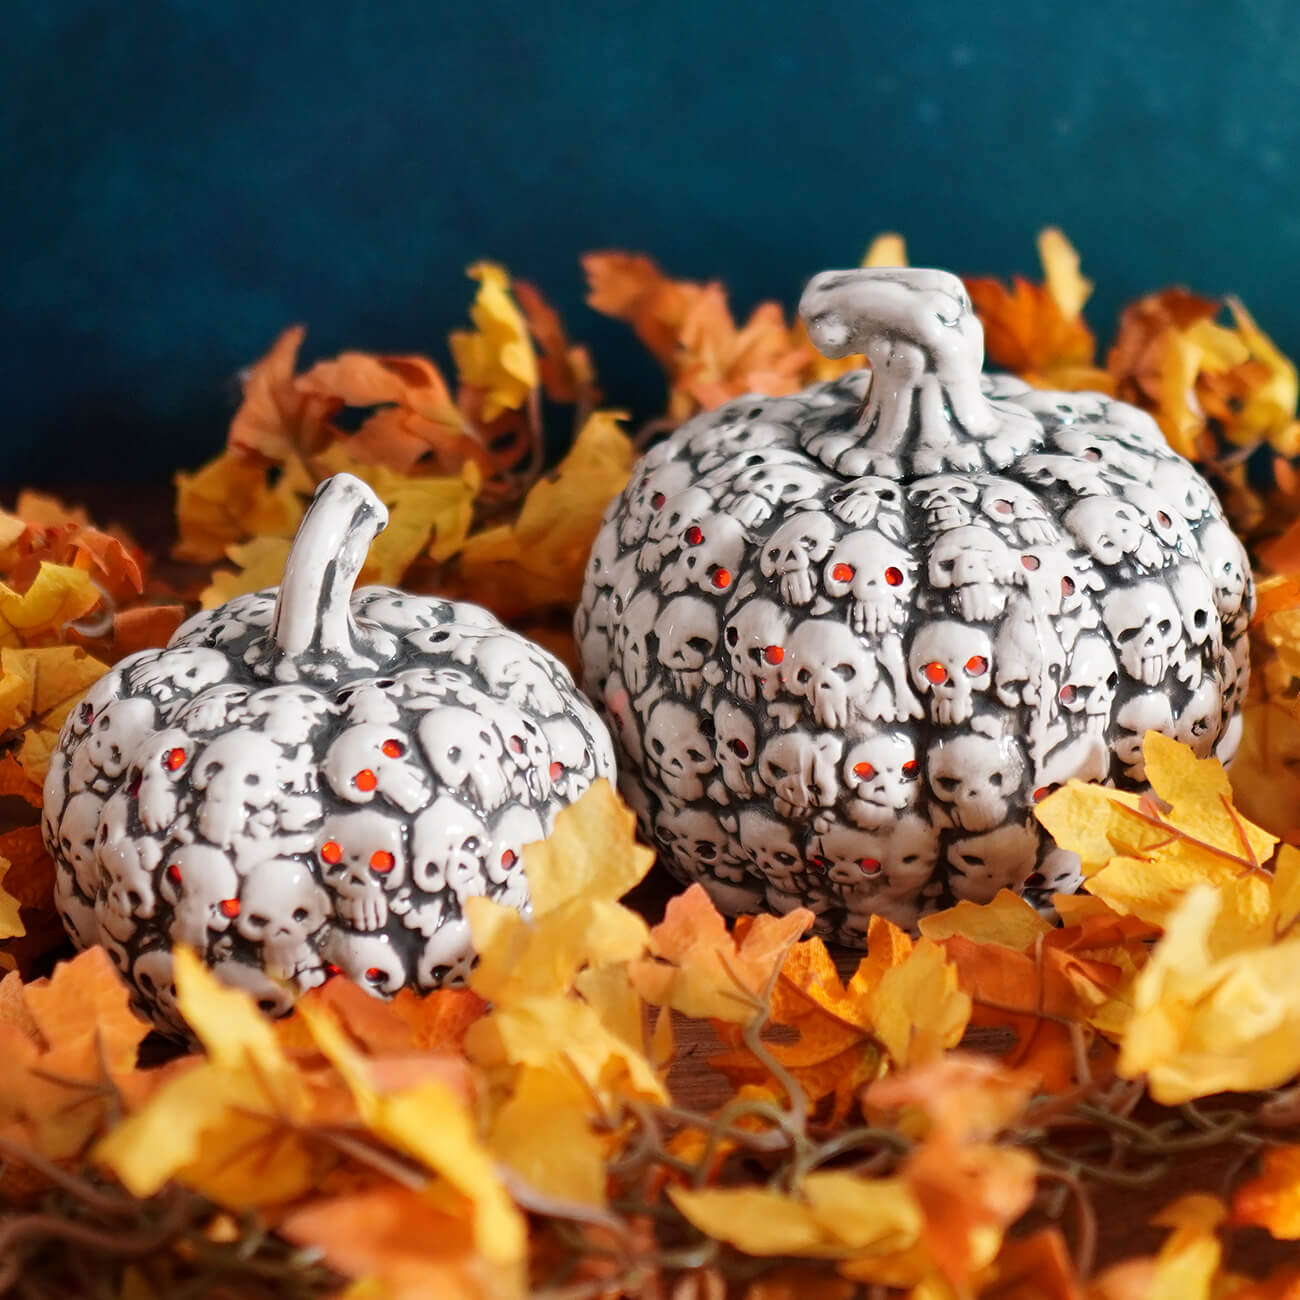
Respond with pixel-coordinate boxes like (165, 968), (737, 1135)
(1232, 1145), (1300, 1239)
(630, 884), (813, 1024)
(199, 535), (291, 609)
(514, 278), (600, 408)
(0, 645), (109, 780)
(0, 562), (103, 648)
(226, 325), (336, 462)
(449, 262), (539, 421)
(1088, 1194), (1226, 1300)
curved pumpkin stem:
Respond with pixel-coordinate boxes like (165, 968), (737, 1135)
(261, 473), (393, 682)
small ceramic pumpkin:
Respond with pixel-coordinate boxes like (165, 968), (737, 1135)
(44, 473), (614, 1032)
(576, 267), (1252, 941)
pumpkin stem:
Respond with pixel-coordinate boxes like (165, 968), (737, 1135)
(798, 267), (1039, 478)
(261, 473), (394, 682)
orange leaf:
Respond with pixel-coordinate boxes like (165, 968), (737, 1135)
(1233, 1145), (1300, 1239)
(0, 825), (55, 913)
(228, 325), (336, 462)
(0, 755), (41, 807)
(982, 1227), (1083, 1299)
(515, 279), (600, 407)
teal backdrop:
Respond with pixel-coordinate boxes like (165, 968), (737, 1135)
(5, 0), (1300, 484)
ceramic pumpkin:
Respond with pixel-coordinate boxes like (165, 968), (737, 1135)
(576, 266), (1251, 942)
(44, 473), (614, 1033)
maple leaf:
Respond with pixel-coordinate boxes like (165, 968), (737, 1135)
(980, 1228), (1083, 1300)
(226, 325), (336, 463)
(514, 278), (600, 408)
(0, 562), (103, 648)
(0, 645), (109, 781)
(199, 535), (291, 610)
(583, 251), (703, 368)
(1232, 1145), (1300, 1239)
(454, 410), (636, 618)
(448, 262), (539, 422)
(1087, 1194), (1226, 1300)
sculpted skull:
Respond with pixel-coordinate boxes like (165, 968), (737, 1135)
(841, 730), (921, 827)
(1101, 584), (1182, 688)
(821, 529), (915, 636)
(644, 700), (716, 802)
(757, 732), (841, 819)
(654, 596), (721, 695)
(927, 525), (1018, 622)
(784, 620), (880, 730)
(724, 598), (791, 701)
(759, 512), (840, 605)
(47, 474), (614, 1031)
(908, 622), (993, 726)
(927, 733), (1026, 832)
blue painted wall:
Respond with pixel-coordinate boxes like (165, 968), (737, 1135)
(5, 1), (1300, 484)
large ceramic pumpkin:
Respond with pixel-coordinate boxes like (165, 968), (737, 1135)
(44, 473), (614, 1033)
(576, 267), (1251, 942)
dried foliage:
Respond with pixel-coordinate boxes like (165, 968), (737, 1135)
(6, 233), (1300, 1295)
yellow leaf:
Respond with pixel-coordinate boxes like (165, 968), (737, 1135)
(1117, 886), (1300, 1102)
(1233, 1146), (1300, 1239)
(629, 883), (812, 1023)
(867, 935), (970, 1068)
(1038, 227), (1092, 321)
(456, 410), (636, 616)
(670, 1173), (923, 1260)
(863, 234), (908, 267)
(0, 563), (102, 647)
(487, 1066), (607, 1207)
(199, 536), (291, 609)
(0, 646), (109, 779)
(918, 889), (1052, 951)
(449, 263), (539, 420)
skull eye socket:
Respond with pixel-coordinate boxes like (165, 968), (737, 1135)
(549, 760), (565, 782)
(1116, 627), (1140, 644)
(163, 747), (186, 771)
(370, 850), (395, 873)
(354, 769), (378, 792)
(1194, 609), (1208, 628)
(218, 898), (240, 919)
(989, 773), (1004, 788)
(728, 739), (749, 758)
(711, 568), (732, 589)
(774, 851), (797, 866)
(935, 776), (960, 793)
(1157, 511), (1172, 527)
(726, 627), (739, 647)
(1157, 620), (1173, 636)
(501, 849), (517, 869)
(321, 841), (343, 865)
(1062, 576), (1076, 595)
(686, 636), (713, 655)
(685, 526), (704, 545)
(463, 836), (480, 852)
(1021, 554), (1040, 571)
(763, 645), (784, 666)
(796, 668), (812, 684)
(1033, 784), (1060, 801)
(964, 655), (988, 677)
(833, 663), (856, 681)
(853, 762), (876, 780)
(686, 748), (706, 763)
(364, 967), (386, 983)
(808, 855), (828, 870)
(901, 759), (919, 778)
(767, 547), (780, 560)
(1083, 447), (1103, 461)
(650, 739), (666, 757)
(859, 858), (882, 875)
(832, 562), (855, 582)
(293, 907), (309, 922)
(651, 492), (666, 509)
(1106, 672), (1119, 688)
(695, 841), (718, 860)
(924, 661), (948, 685)
(78, 701), (94, 725)
(1059, 684), (1077, 703)
(993, 500), (1014, 515)
(381, 739), (405, 758)
(884, 566), (903, 586)
(244, 773), (262, 786)
(166, 862), (182, 884)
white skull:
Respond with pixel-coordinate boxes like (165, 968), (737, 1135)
(320, 724), (427, 814)
(619, 460), (695, 546)
(410, 795), (490, 900)
(737, 808), (804, 893)
(1019, 454), (1112, 500)
(1114, 693), (1176, 781)
(318, 809), (408, 931)
(724, 598), (791, 701)
(1058, 633), (1119, 723)
(908, 475), (981, 530)
(946, 822), (1040, 903)
(472, 637), (567, 715)
(191, 732), (283, 847)
(908, 621), (993, 726)
(328, 677), (402, 727)
(1048, 426), (1152, 484)
(353, 588), (454, 631)
(659, 512), (747, 597)
(644, 700), (716, 802)
(243, 685), (338, 743)
(541, 714), (601, 804)
(211, 958), (297, 1016)
(927, 733), (1025, 832)
(160, 843), (241, 948)
(833, 817), (940, 933)
(927, 525), (1017, 622)
(1196, 518), (1251, 636)
(237, 858), (330, 979)
(69, 696), (157, 793)
(1121, 483), (1198, 558)
(979, 480), (1056, 545)
(808, 824), (895, 888)
(96, 788), (162, 940)
(1176, 676), (1222, 758)
(1101, 583), (1181, 687)
(1064, 497), (1158, 568)
(725, 462), (832, 526)
(759, 512), (839, 605)
(1150, 457), (1215, 520)
(784, 620), (879, 730)
(64, 669), (127, 740)
(614, 589), (661, 696)
(712, 699), (758, 797)
(654, 596), (720, 695)
(756, 731), (841, 819)
(416, 916), (476, 989)
(656, 806), (746, 883)
(1023, 847), (1086, 897)
(128, 647), (230, 705)
(174, 684), (252, 735)
(821, 529), (915, 636)
(133, 948), (184, 1032)
(417, 709), (507, 811)
(58, 790), (105, 898)
(1168, 564), (1223, 654)
(128, 727), (194, 834)
(172, 592), (274, 650)
(489, 803), (545, 888)
(641, 485), (717, 573)
(841, 730), (921, 827)
(826, 476), (907, 531)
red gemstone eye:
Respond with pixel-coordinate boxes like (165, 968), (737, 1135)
(884, 566), (903, 586)
(859, 858), (882, 875)
(965, 655), (988, 676)
(369, 850), (395, 872)
(901, 759), (919, 777)
(219, 898), (240, 919)
(549, 760), (565, 782)
(832, 562), (855, 582)
(1059, 684), (1077, 703)
(354, 768), (378, 792)
(808, 856), (828, 870)
(510, 735), (526, 754)
(924, 661), (948, 684)
(78, 702), (94, 725)
(365, 967), (384, 981)
(853, 762), (876, 780)
(501, 849), (517, 869)
(163, 747), (186, 771)
(1033, 785), (1059, 802)
(685, 525), (704, 545)
(1021, 554), (1040, 571)
(1062, 576), (1076, 595)
(381, 739), (404, 758)
(730, 739), (749, 758)
(166, 863), (182, 884)
(712, 567), (732, 589)
(326, 963), (343, 977)
(763, 645), (784, 665)
(651, 492), (666, 508)
(321, 840), (343, 865)
(1157, 512), (1172, 527)
(994, 500), (1014, 515)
